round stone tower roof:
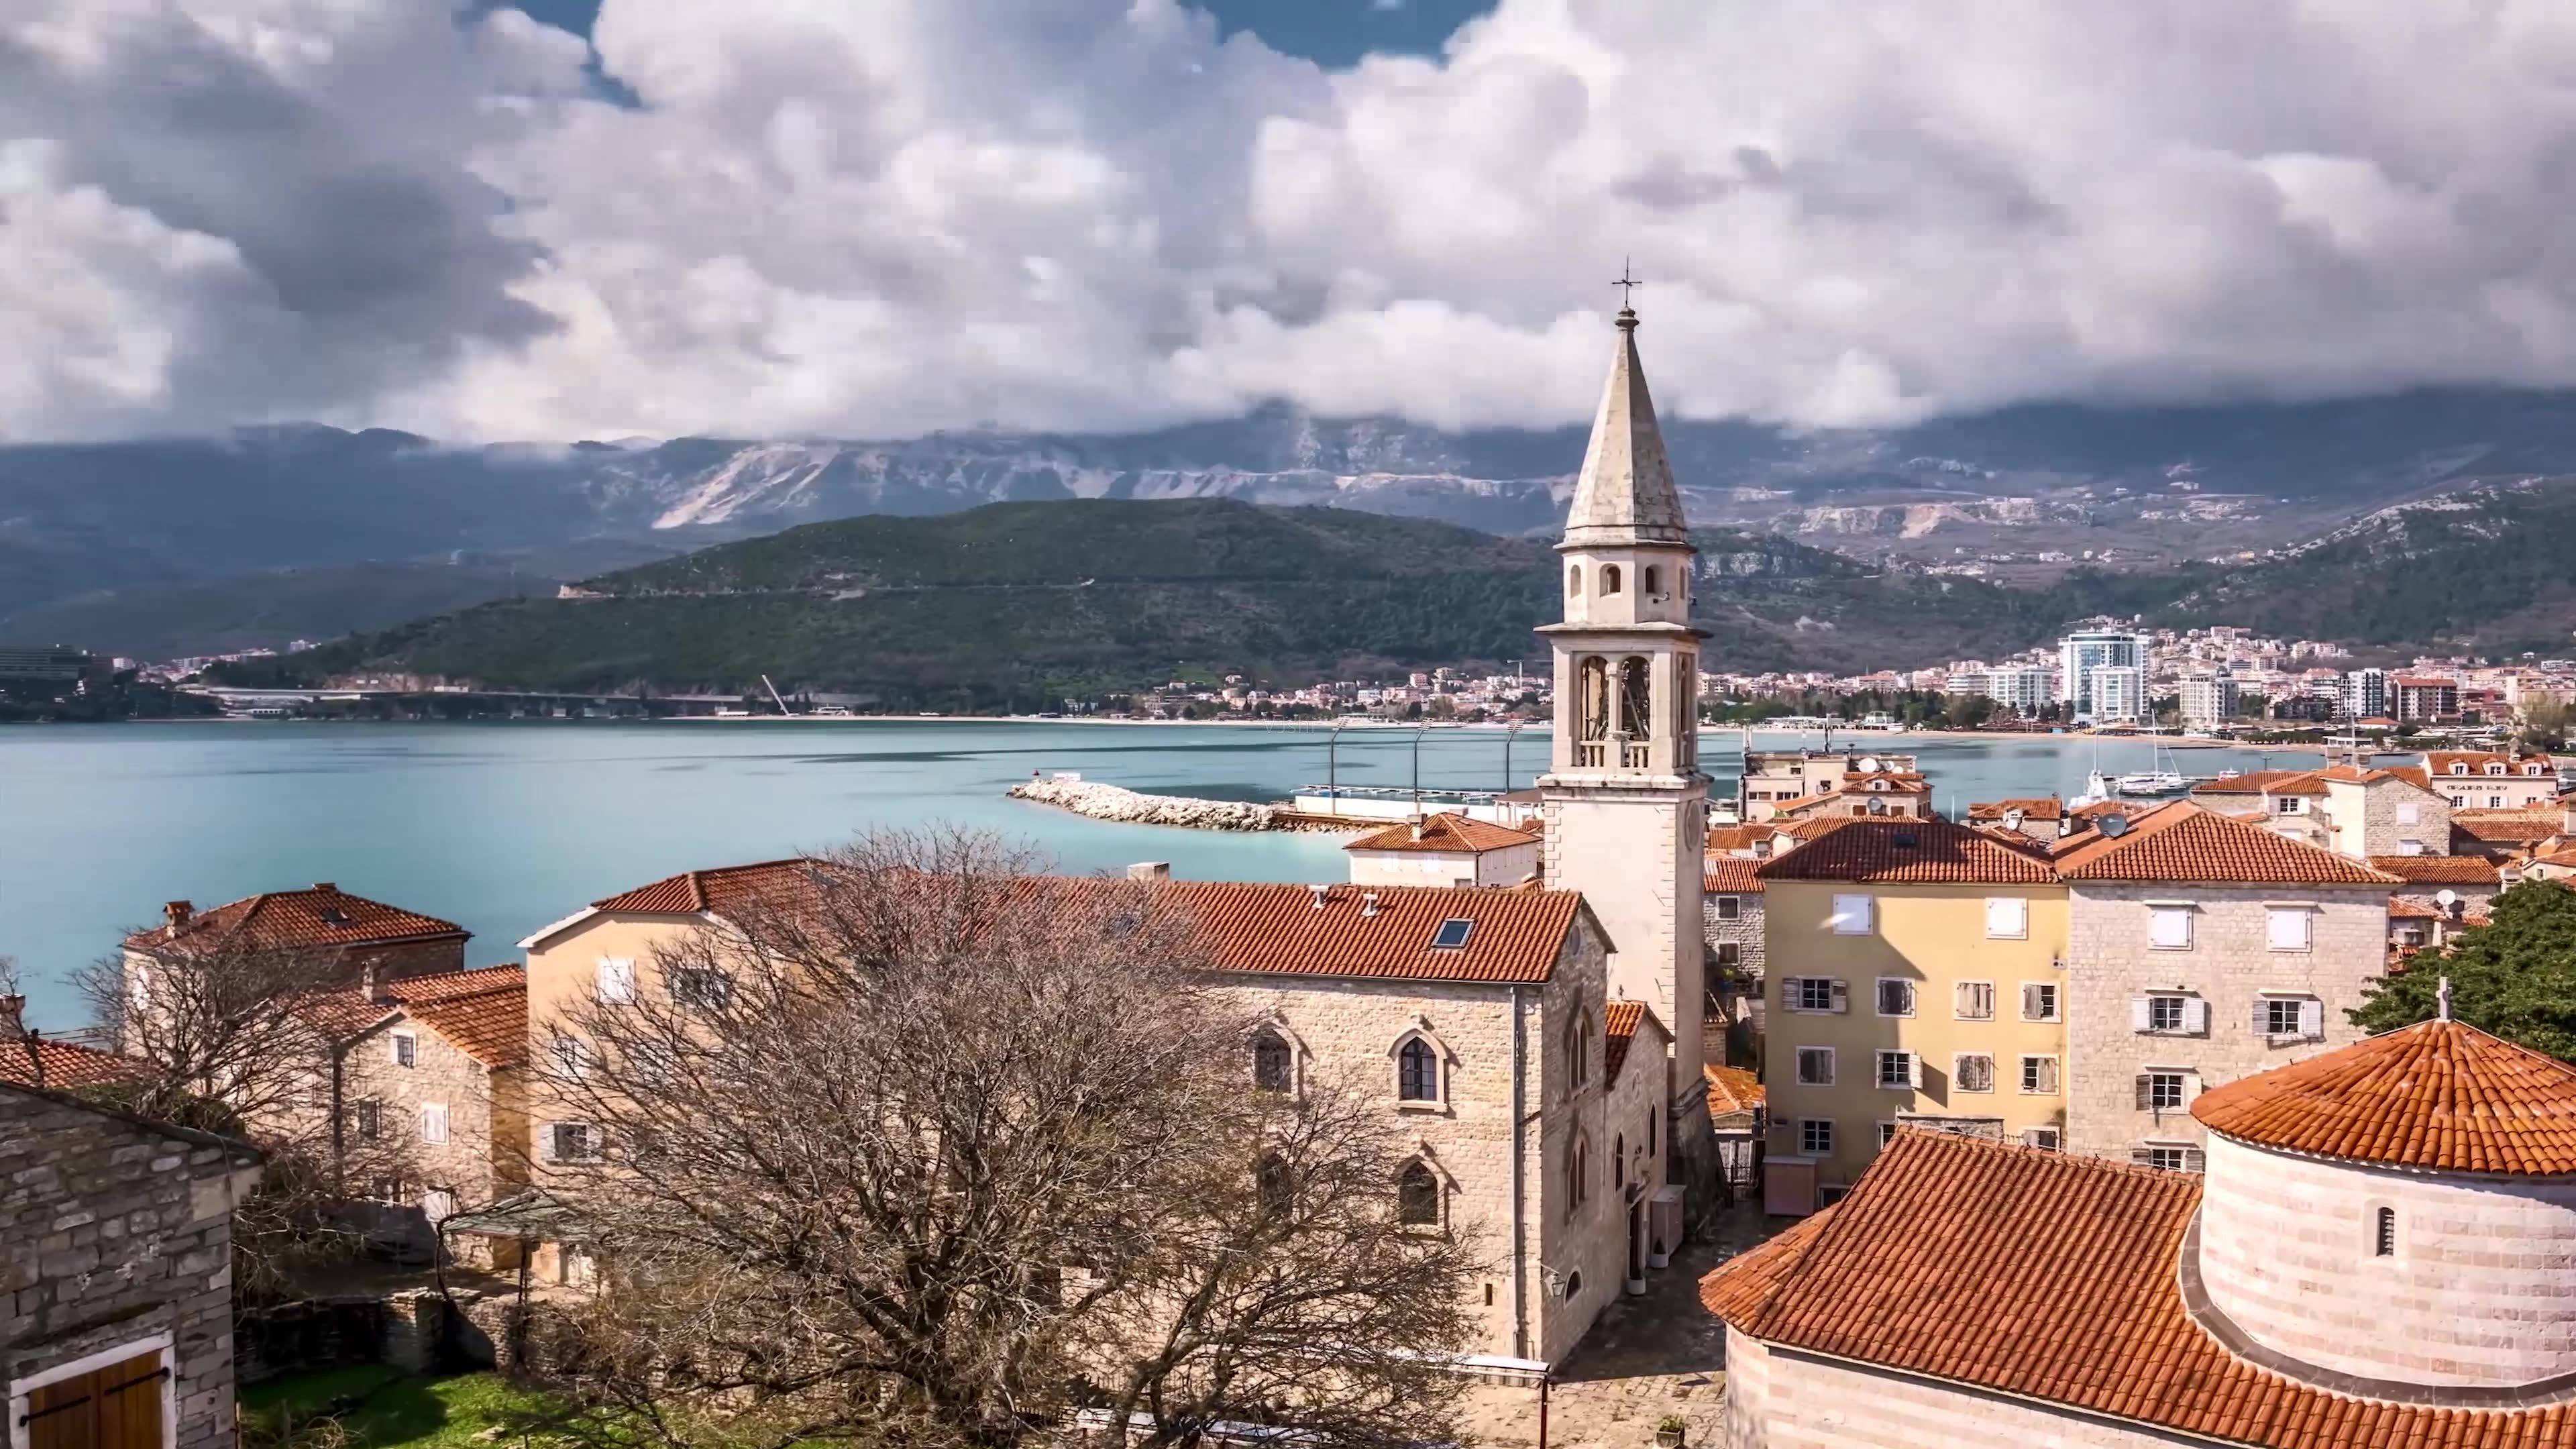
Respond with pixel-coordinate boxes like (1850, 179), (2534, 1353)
(2192, 1017), (2576, 1175)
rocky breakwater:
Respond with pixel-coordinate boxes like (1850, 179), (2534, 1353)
(1008, 776), (1282, 831)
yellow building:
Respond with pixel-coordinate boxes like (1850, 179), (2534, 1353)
(1756, 819), (2069, 1202)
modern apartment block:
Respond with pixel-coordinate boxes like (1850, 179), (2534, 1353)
(2056, 630), (2149, 717)
(2177, 667), (2238, 730)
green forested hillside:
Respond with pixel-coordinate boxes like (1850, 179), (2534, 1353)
(211, 499), (2192, 706)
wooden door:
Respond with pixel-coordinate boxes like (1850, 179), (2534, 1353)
(21, 1349), (166, 1449)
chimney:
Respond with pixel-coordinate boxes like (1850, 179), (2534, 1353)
(164, 900), (193, 928)
(1409, 818), (1426, 843)
(1362, 892), (1381, 918)
(1126, 861), (1171, 883)
(1309, 884), (1330, 910)
(0, 995), (23, 1038)
(312, 882), (337, 894)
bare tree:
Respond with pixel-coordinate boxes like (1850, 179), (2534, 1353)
(538, 829), (1481, 1449)
(72, 930), (417, 1296)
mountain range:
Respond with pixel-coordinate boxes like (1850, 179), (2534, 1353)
(9, 388), (2576, 662)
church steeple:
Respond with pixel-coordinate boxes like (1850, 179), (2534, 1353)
(1563, 307), (1688, 549)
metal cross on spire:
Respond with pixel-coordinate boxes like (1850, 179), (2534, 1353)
(1613, 257), (1642, 311)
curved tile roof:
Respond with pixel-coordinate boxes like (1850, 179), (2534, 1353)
(129, 883), (467, 954)
(1756, 817), (2057, 885)
(2193, 1018), (2576, 1175)
(1343, 813), (1539, 854)
(2053, 802), (2402, 885)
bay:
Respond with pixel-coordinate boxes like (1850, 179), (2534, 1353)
(0, 720), (2318, 1026)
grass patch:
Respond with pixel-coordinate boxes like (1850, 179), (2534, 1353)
(243, 1368), (566, 1449)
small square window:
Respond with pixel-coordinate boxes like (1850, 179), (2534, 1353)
(2149, 907), (2194, 951)
(551, 1123), (595, 1163)
(1953, 1054), (1994, 1093)
(1715, 942), (1741, 967)
(1954, 981), (1995, 1021)
(1876, 1050), (1916, 1090)
(2141, 1144), (2195, 1173)
(2143, 1071), (2187, 1112)
(2262, 996), (2318, 1038)
(2267, 908), (2312, 951)
(1830, 894), (1874, 935)
(1796, 1047), (1834, 1087)
(1876, 1122), (1901, 1149)
(391, 1032), (417, 1069)
(1713, 896), (1741, 922)
(1799, 1119), (1834, 1155)
(2019, 1055), (2059, 1095)
(1876, 978), (1917, 1017)
(597, 957), (637, 1004)
(1788, 977), (1840, 1013)
(2021, 982), (2059, 1023)
(2147, 995), (2186, 1033)
(1430, 918), (1474, 951)
(1984, 896), (2028, 939)
(2022, 1126), (2061, 1151)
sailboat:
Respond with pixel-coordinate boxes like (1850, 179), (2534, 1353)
(2116, 740), (2189, 796)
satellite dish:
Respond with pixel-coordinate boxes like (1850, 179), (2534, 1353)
(2098, 814), (2131, 839)
(1859, 756), (1882, 773)
(2436, 888), (2459, 908)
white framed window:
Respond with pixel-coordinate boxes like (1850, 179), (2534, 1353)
(1799, 1118), (1834, 1155)
(390, 1030), (418, 1068)
(2267, 906), (2313, 951)
(2275, 796), (2305, 815)
(2021, 981), (2059, 1023)
(2022, 1126), (2061, 1151)
(1786, 977), (1847, 1014)
(1876, 1050), (1919, 1091)
(2397, 837), (2424, 855)
(2257, 994), (2324, 1040)
(1953, 1053), (1995, 1093)
(1713, 895), (1741, 921)
(2138, 1071), (2189, 1112)
(420, 1102), (449, 1144)
(596, 957), (637, 1004)
(1954, 980), (1996, 1021)
(2136, 1142), (2203, 1173)
(1876, 977), (1917, 1018)
(2019, 1055), (2059, 1095)
(1876, 1121), (1902, 1149)
(1829, 894), (1874, 935)
(1984, 896), (2029, 939)
(2149, 905), (2196, 951)
(2490, 794), (2506, 809)
(548, 1034), (588, 1080)
(2132, 993), (2206, 1035)
(1795, 1046), (1835, 1086)
(545, 1122), (599, 1163)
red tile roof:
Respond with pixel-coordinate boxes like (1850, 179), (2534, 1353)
(2053, 802), (2402, 885)
(1603, 1000), (1664, 1085)
(2453, 810), (2565, 846)
(1703, 858), (1764, 895)
(1705, 824), (1773, 854)
(2428, 750), (2553, 777)
(290, 966), (528, 1068)
(2368, 855), (2502, 885)
(1701, 1130), (2576, 1449)
(1163, 882), (1582, 985)
(592, 859), (816, 914)
(1704, 1063), (1764, 1120)
(2190, 769), (2318, 796)
(0, 1036), (144, 1091)
(128, 884), (467, 955)
(1965, 796), (2063, 821)
(2386, 900), (2441, 920)
(1342, 812), (1539, 855)
(1757, 818), (2058, 885)
(2194, 1018), (2576, 1175)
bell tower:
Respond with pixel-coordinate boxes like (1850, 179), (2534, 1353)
(1538, 297), (1713, 1163)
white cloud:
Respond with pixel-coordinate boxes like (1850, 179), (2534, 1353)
(12, 0), (2576, 441)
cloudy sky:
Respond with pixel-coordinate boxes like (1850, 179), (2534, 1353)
(11, 0), (2576, 443)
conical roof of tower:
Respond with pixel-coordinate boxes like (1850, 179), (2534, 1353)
(2192, 1017), (2576, 1175)
(1562, 310), (1690, 548)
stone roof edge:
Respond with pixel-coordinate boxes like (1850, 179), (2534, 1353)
(0, 1076), (265, 1163)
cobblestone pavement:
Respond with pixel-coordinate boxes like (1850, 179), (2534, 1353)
(1462, 1202), (1780, 1449)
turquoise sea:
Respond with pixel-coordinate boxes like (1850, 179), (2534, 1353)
(0, 721), (2320, 1026)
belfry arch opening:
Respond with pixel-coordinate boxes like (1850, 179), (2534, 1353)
(1601, 564), (1621, 596)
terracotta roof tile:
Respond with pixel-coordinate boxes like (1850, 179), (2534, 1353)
(2453, 811), (2565, 845)
(129, 884), (466, 955)
(1603, 1000), (1665, 1085)
(1704, 1063), (1764, 1119)
(1343, 812), (1539, 854)
(2191, 769), (2316, 796)
(0, 1036), (144, 1091)
(2193, 1018), (2576, 1175)
(1705, 824), (1773, 854)
(2368, 855), (2502, 885)
(2386, 900), (2442, 920)
(1700, 1131), (2576, 1449)
(288, 965), (527, 1067)
(1757, 818), (2058, 885)
(2428, 751), (2554, 777)
(1162, 881), (1580, 985)
(2053, 802), (2402, 885)
(592, 859), (816, 914)
(1703, 859), (1764, 895)
(1966, 796), (2063, 821)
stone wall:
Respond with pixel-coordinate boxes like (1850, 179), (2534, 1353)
(0, 1086), (254, 1449)
(2323, 777), (2447, 859)
(2062, 884), (2389, 1158)
(339, 1012), (511, 1226)
(1720, 1330), (2176, 1448)
(1702, 891), (1763, 1068)
(2198, 1131), (2576, 1389)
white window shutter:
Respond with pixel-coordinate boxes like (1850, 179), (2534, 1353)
(2023, 983), (2046, 1021)
(1907, 1053), (1922, 1089)
(598, 957), (636, 1003)
(2298, 999), (2324, 1038)
(538, 1124), (556, 1163)
(2130, 1147), (2155, 1167)
(2251, 1000), (2270, 1034)
(1829, 979), (1849, 1014)
(2135, 1075), (2153, 1110)
(2129, 997), (2152, 1032)
(2185, 998), (2210, 1035)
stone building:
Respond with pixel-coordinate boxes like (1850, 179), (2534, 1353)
(2190, 763), (2449, 860)
(1703, 1016), (2576, 1448)
(2423, 749), (2562, 810)
(1534, 299), (1717, 1193)
(276, 966), (529, 1256)
(1962, 796), (2065, 842)
(1701, 857), (1763, 1067)
(3, 1079), (262, 1449)
(1737, 752), (1921, 822)
(518, 864), (1674, 1364)
(1756, 818), (2070, 1203)
(1342, 813), (1540, 889)
(2054, 803), (2398, 1163)
(122, 883), (470, 991)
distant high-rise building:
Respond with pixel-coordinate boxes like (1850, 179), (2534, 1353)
(2057, 630), (2150, 717)
(1983, 664), (2057, 714)
(2086, 665), (2149, 724)
(2341, 666), (2390, 720)
(2179, 668), (2240, 730)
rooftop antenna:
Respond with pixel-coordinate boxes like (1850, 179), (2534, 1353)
(2437, 975), (2453, 1023)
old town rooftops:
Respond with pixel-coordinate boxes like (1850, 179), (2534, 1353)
(2051, 802), (2403, 885)
(1755, 816), (2057, 885)
(287, 965), (529, 1067)
(2368, 855), (2504, 885)
(1602, 1000), (1667, 1085)
(1342, 813), (1540, 855)
(2192, 1018), (2576, 1176)
(126, 883), (468, 955)
(1699, 1130), (2574, 1449)
(561, 860), (1590, 986)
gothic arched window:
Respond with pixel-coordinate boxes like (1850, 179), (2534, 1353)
(1397, 1036), (1438, 1102)
(1257, 1152), (1293, 1217)
(1601, 564), (1622, 595)
(1565, 1012), (1589, 1089)
(1397, 1160), (1440, 1226)
(1564, 1135), (1590, 1219)
(1615, 1132), (1626, 1189)
(1252, 1028), (1292, 1093)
